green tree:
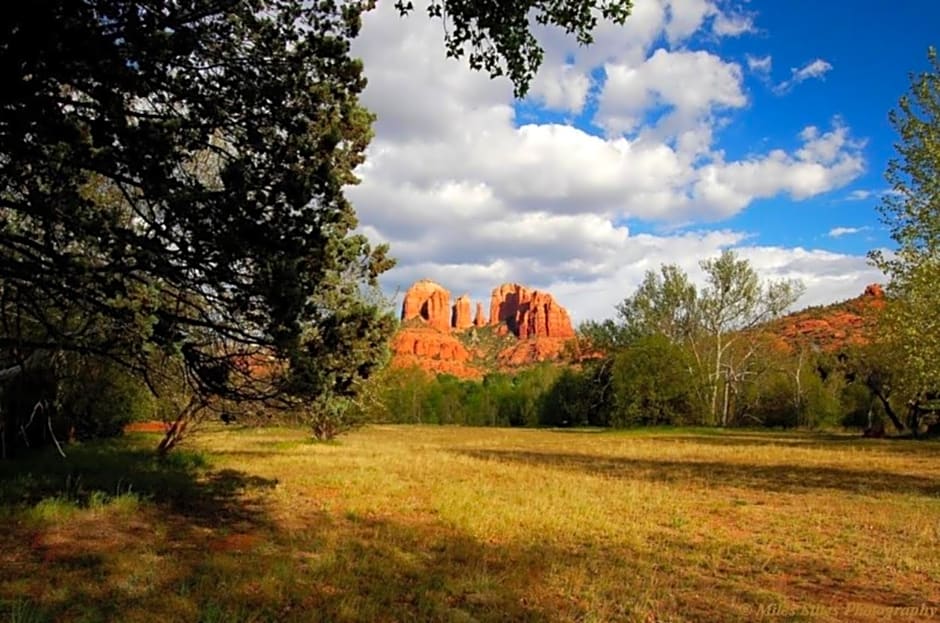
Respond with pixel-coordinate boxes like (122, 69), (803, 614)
(869, 48), (940, 434)
(617, 264), (698, 344)
(578, 318), (632, 353)
(614, 252), (802, 426)
(0, 1), (632, 451)
(839, 344), (907, 433)
(610, 334), (703, 427)
(697, 251), (803, 425)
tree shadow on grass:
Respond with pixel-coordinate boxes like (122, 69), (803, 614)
(24, 510), (935, 623)
(2, 502), (562, 622)
(455, 449), (940, 497)
(648, 431), (940, 456)
(0, 439), (277, 528)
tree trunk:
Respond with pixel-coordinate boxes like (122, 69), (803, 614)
(157, 398), (203, 456)
(711, 333), (722, 425)
(872, 389), (906, 434)
(721, 379), (730, 426)
(908, 401), (921, 439)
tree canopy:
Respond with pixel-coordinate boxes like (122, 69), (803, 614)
(0, 0), (633, 448)
(870, 47), (940, 426)
(395, 0), (631, 97)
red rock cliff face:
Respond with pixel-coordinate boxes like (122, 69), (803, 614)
(401, 280), (451, 333)
(489, 283), (524, 328)
(452, 295), (472, 331)
(517, 291), (576, 339)
(489, 283), (574, 338)
(391, 327), (481, 379)
(473, 302), (486, 327)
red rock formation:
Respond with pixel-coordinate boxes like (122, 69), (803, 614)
(401, 280), (451, 333)
(497, 337), (571, 367)
(766, 284), (886, 352)
(489, 283), (526, 328)
(391, 327), (481, 379)
(488, 283), (574, 338)
(473, 302), (486, 327)
(517, 291), (575, 339)
(452, 295), (472, 331)
(394, 279), (577, 378)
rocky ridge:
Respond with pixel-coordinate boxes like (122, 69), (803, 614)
(770, 283), (886, 351)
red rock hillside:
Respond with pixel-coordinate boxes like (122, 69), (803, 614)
(390, 326), (480, 379)
(391, 280), (579, 378)
(769, 283), (886, 351)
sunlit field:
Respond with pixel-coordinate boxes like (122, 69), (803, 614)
(2, 425), (939, 622)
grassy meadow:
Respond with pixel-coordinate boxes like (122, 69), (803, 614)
(2, 425), (939, 622)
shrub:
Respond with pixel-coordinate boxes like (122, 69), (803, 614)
(610, 335), (702, 427)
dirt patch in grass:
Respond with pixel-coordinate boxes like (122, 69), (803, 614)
(124, 421), (170, 433)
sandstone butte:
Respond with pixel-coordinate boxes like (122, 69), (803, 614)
(473, 302), (486, 328)
(452, 294), (472, 331)
(488, 283), (576, 339)
(393, 280), (579, 378)
(400, 279), (451, 333)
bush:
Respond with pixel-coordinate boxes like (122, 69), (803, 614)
(1, 355), (157, 457)
(610, 335), (702, 427)
(539, 368), (593, 427)
(741, 372), (798, 427)
(59, 359), (156, 439)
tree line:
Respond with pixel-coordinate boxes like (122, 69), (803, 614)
(364, 252), (897, 433)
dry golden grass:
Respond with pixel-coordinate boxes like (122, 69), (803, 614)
(2, 425), (940, 622)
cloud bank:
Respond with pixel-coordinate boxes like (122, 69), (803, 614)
(348, 0), (880, 323)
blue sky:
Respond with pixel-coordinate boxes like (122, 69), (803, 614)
(704, 0), (938, 255)
(348, 0), (938, 322)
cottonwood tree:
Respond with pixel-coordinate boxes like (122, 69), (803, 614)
(870, 48), (940, 434)
(0, 1), (633, 451)
(615, 252), (803, 425)
(616, 264), (699, 344)
(697, 251), (803, 425)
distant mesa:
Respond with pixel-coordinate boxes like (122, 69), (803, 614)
(400, 279), (574, 339)
(393, 279), (578, 378)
